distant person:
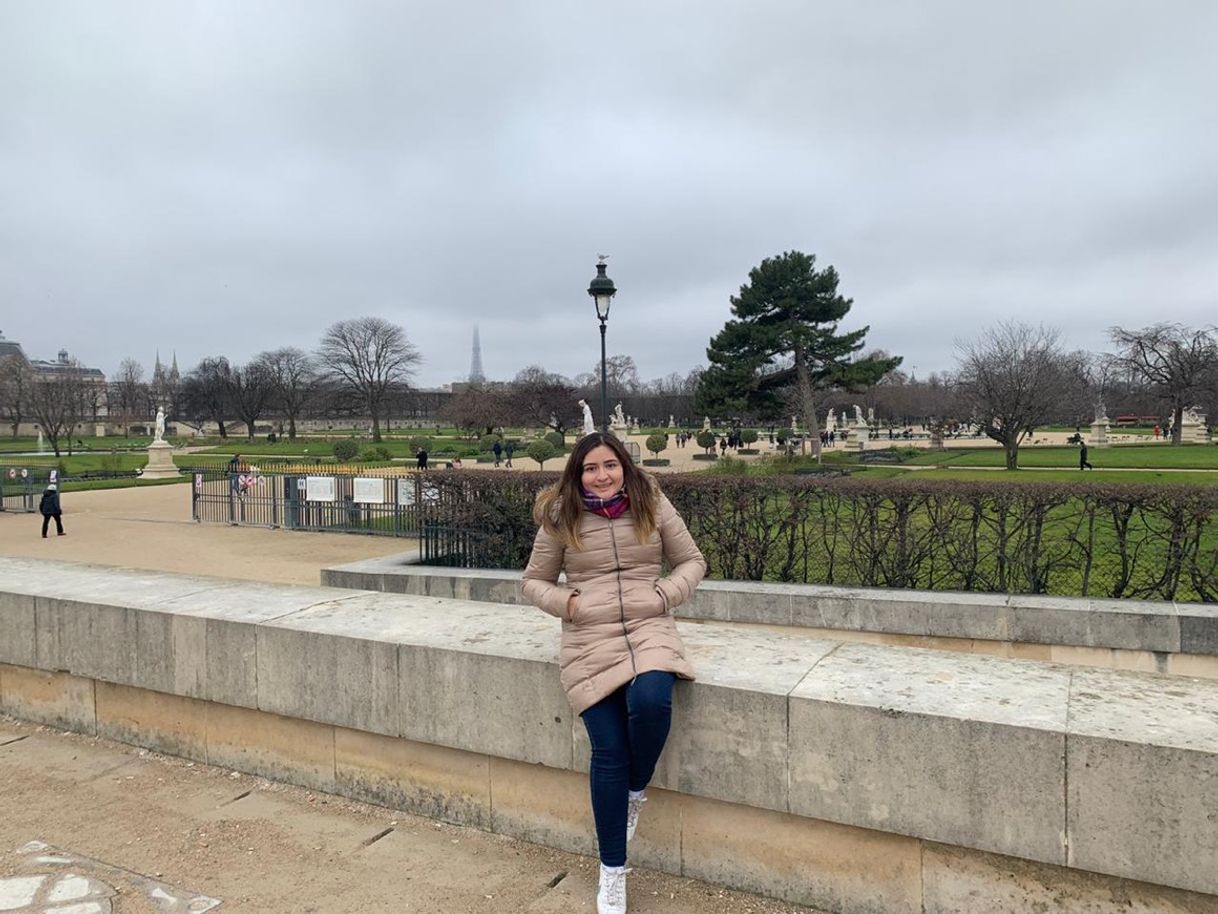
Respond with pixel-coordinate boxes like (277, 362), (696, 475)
(504, 441), (515, 467)
(227, 454), (242, 493)
(1079, 441), (1093, 471)
(451, 456), (463, 469)
(416, 447), (429, 470)
(39, 483), (64, 538)
(492, 440), (503, 467)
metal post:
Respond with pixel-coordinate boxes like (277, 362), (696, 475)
(599, 319), (609, 433)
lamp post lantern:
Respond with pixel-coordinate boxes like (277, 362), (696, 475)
(587, 257), (617, 433)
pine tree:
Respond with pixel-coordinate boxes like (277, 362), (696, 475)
(696, 251), (899, 455)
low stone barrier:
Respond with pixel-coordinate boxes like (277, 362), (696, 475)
(2, 556), (1217, 913)
(322, 555), (1218, 678)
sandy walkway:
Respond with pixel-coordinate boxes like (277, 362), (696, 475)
(0, 483), (411, 586)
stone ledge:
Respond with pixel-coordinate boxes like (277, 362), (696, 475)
(321, 555), (1218, 658)
(2, 556), (1217, 898)
(3, 681), (1216, 914)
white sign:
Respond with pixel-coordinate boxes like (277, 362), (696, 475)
(353, 477), (384, 504)
(396, 478), (416, 506)
(194, 473), (203, 493)
(305, 476), (336, 502)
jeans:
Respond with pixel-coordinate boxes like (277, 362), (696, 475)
(580, 671), (676, 866)
(41, 513), (64, 536)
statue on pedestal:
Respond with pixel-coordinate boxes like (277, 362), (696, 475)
(154, 407), (166, 444)
(853, 404), (865, 426)
(613, 403), (627, 428)
(703, 416), (711, 432)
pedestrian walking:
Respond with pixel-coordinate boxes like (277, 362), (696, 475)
(415, 446), (428, 470)
(1079, 441), (1093, 470)
(522, 433), (706, 914)
(505, 440), (515, 467)
(39, 483), (64, 538)
(492, 440), (503, 467)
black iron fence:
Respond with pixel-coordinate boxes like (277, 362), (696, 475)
(190, 468), (446, 536)
(0, 466), (53, 513)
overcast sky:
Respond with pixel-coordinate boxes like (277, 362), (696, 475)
(2, 1), (1216, 389)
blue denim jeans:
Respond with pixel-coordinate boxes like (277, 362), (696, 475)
(580, 671), (676, 866)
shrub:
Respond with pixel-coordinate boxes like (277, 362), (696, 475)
(741, 429), (759, 446)
(333, 439), (359, 462)
(544, 431), (565, 450)
(407, 436), (433, 453)
(645, 433), (668, 458)
(526, 439), (558, 468)
(775, 428), (790, 445)
(479, 434), (502, 454)
(695, 430), (717, 454)
(360, 445), (393, 462)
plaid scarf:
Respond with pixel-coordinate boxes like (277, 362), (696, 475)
(582, 488), (630, 519)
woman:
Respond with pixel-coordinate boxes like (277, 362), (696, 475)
(522, 432), (706, 914)
(38, 482), (65, 538)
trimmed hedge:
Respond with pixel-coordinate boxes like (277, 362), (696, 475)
(415, 472), (1218, 602)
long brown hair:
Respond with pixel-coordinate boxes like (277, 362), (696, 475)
(533, 432), (659, 549)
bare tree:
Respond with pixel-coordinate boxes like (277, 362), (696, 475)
(226, 360), (275, 439)
(111, 357), (146, 436)
(1108, 323), (1218, 445)
(507, 366), (576, 435)
(0, 355), (33, 437)
(257, 347), (317, 439)
(318, 317), (420, 442)
(954, 322), (1079, 469)
(180, 357), (234, 438)
(28, 365), (90, 456)
(441, 382), (513, 437)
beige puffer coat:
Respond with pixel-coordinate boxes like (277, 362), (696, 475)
(521, 493), (706, 715)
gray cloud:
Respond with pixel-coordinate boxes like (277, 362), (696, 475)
(2, 0), (1215, 387)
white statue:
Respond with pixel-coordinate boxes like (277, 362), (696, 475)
(1183, 406), (1204, 425)
(866, 406), (875, 425)
(791, 415), (798, 432)
(154, 407), (166, 443)
(668, 414), (674, 429)
(577, 399), (595, 436)
(630, 418), (640, 432)
(853, 404), (865, 425)
(703, 416), (711, 431)
(826, 408), (836, 431)
(612, 403), (626, 428)
(1094, 400), (1109, 424)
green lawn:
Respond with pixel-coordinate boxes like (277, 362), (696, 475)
(851, 467), (1218, 486)
(905, 444), (1218, 469)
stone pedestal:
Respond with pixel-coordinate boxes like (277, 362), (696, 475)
(141, 441), (178, 480)
(854, 425), (870, 451)
(1089, 420), (1110, 448)
(1181, 417), (1209, 444)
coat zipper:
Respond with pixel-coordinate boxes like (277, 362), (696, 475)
(606, 517), (638, 679)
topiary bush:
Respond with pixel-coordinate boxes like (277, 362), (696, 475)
(333, 439), (359, 462)
(741, 429), (759, 446)
(544, 430), (564, 450)
(479, 434), (502, 454)
(526, 439), (558, 468)
(695, 430), (717, 454)
(645, 433), (668, 459)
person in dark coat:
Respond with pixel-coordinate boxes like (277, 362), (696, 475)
(1079, 441), (1093, 470)
(39, 483), (64, 537)
(504, 441), (515, 468)
(492, 440), (503, 467)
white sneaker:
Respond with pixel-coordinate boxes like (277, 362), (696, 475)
(625, 793), (647, 843)
(597, 863), (630, 914)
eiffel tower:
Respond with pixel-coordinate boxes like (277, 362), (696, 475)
(469, 325), (486, 383)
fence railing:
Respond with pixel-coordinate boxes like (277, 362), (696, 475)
(190, 468), (448, 536)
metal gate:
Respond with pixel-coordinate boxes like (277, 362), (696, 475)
(190, 470), (427, 536)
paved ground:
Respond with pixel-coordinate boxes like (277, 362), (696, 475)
(0, 486), (819, 913)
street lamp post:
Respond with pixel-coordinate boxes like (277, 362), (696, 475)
(587, 257), (617, 433)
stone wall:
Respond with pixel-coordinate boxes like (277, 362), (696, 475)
(2, 556), (1217, 913)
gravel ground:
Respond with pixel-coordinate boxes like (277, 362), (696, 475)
(0, 718), (822, 914)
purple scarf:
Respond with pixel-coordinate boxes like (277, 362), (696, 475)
(582, 488), (630, 519)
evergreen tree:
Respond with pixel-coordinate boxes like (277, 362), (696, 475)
(696, 251), (899, 455)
